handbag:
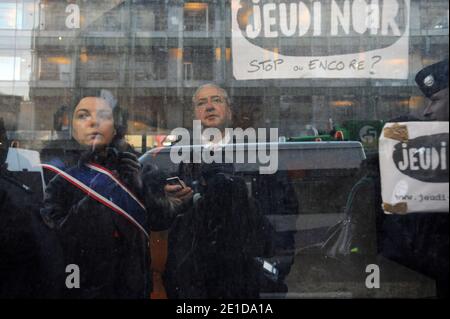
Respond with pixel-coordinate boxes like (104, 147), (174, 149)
(321, 176), (377, 262)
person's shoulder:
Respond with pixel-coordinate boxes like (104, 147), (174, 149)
(41, 139), (81, 167)
(41, 138), (79, 153)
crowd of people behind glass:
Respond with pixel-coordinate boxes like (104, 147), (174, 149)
(0, 59), (448, 299)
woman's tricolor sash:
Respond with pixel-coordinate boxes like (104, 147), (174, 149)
(42, 163), (149, 239)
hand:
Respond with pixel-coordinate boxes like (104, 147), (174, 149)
(164, 180), (193, 206)
(118, 152), (143, 194)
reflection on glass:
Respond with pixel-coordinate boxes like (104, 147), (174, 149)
(0, 0), (448, 300)
(0, 2), (19, 29)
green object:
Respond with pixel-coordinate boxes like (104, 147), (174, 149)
(286, 120), (385, 148)
(340, 120), (385, 150)
(351, 247), (359, 254)
(288, 135), (334, 142)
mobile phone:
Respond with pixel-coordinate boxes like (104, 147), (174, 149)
(166, 176), (185, 188)
(255, 257), (279, 282)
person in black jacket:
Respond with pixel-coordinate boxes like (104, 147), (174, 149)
(0, 118), (42, 298)
(0, 181), (40, 298)
(40, 90), (178, 298)
(380, 59), (449, 298)
(147, 84), (296, 298)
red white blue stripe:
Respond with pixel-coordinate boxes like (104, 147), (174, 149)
(42, 163), (149, 239)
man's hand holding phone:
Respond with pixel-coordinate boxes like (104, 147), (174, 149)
(165, 177), (193, 205)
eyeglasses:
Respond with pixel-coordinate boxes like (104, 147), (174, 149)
(194, 96), (226, 108)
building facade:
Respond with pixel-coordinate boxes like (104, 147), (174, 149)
(0, 0), (448, 149)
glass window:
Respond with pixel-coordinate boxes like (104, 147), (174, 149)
(183, 2), (215, 32)
(85, 4), (124, 32)
(183, 46), (214, 80)
(421, 0), (449, 31)
(0, 1), (35, 30)
(0, 51), (31, 81)
(133, 48), (168, 81)
(0, 0), (448, 301)
(39, 1), (67, 31)
(134, 2), (167, 31)
(79, 52), (122, 82)
(38, 54), (72, 81)
(0, 2), (17, 30)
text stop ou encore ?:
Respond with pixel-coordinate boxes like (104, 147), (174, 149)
(248, 56), (383, 73)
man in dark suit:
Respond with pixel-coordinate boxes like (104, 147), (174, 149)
(148, 84), (298, 298)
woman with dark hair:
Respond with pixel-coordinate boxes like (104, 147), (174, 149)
(41, 89), (130, 172)
(40, 90), (178, 298)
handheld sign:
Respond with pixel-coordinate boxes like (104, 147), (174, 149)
(379, 122), (449, 214)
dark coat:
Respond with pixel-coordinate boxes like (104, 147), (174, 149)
(0, 165), (64, 298)
(143, 150), (276, 299)
(381, 212), (449, 297)
(41, 174), (151, 298)
(249, 171), (299, 293)
(40, 145), (174, 299)
(0, 173), (40, 298)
